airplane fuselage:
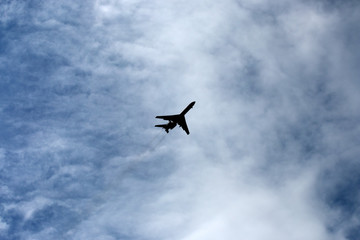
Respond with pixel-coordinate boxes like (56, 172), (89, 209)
(155, 101), (195, 135)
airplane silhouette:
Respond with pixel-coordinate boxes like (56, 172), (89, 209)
(155, 101), (196, 135)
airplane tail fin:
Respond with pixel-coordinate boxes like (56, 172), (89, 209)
(155, 124), (167, 128)
(155, 124), (169, 133)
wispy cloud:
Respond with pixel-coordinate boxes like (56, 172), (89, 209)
(0, 0), (359, 239)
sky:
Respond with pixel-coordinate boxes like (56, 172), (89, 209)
(1, 0), (360, 239)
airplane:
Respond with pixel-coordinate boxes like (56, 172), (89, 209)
(155, 101), (195, 135)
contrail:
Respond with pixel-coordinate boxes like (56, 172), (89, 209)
(137, 130), (166, 153)
(88, 130), (168, 212)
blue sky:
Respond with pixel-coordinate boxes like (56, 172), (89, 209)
(1, 0), (360, 239)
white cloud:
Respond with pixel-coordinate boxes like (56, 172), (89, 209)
(4, 197), (52, 221)
(1, 0), (359, 239)
(0, 217), (8, 232)
(65, 1), (358, 239)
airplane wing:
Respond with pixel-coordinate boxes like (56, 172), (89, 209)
(178, 116), (190, 135)
(155, 114), (179, 121)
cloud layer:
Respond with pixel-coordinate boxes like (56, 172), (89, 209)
(1, 0), (360, 239)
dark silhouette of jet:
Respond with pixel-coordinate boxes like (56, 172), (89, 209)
(155, 101), (196, 135)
